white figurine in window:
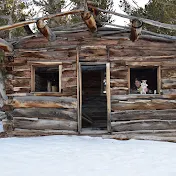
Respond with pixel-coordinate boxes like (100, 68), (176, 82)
(140, 80), (148, 94)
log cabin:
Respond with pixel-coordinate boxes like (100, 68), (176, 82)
(0, 5), (176, 141)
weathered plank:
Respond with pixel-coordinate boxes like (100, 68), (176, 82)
(12, 78), (31, 87)
(162, 83), (176, 89)
(111, 88), (128, 95)
(110, 79), (128, 88)
(110, 70), (127, 79)
(112, 100), (176, 111)
(103, 134), (176, 143)
(111, 94), (176, 101)
(11, 129), (78, 136)
(13, 118), (77, 130)
(62, 77), (77, 89)
(162, 69), (176, 79)
(13, 87), (31, 93)
(11, 96), (77, 109)
(111, 109), (176, 121)
(111, 120), (176, 132)
(11, 108), (77, 121)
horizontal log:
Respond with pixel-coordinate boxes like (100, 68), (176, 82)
(79, 56), (107, 62)
(111, 120), (176, 132)
(15, 51), (72, 60)
(13, 118), (77, 131)
(162, 89), (176, 94)
(110, 70), (127, 79)
(32, 92), (76, 97)
(0, 9), (84, 31)
(162, 69), (176, 79)
(103, 134), (176, 143)
(162, 83), (176, 89)
(62, 77), (77, 88)
(13, 117), (38, 121)
(11, 128), (78, 136)
(110, 80), (128, 87)
(162, 78), (176, 84)
(112, 95), (176, 101)
(62, 69), (76, 78)
(111, 88), (128, 95)
(11, 96), (77, 109)
(11, 108), (77, 120)
(10, 70), (31, 77)
(111, 109), (176, 121)
(80, 47), (107, 57)
(112, 100), (176, 111)
(112, 129), (176, 136)
(12, 78), (30, 87)
(13, 87), (31, 93)
(110, 55), (176, 62)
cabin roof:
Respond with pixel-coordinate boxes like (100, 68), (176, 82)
(0, 3), (176, 53)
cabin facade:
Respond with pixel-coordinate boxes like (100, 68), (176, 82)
(0, 28), (175, 138)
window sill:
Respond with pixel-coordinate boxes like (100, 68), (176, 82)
(30, 92), (62, 96)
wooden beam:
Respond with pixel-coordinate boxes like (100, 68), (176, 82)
(36, 19), (56, 41)
(106, 63), (111, 133)
(0, 38), (13, 52)
(76, 47), (81, 133)
(79, 63), (82, 131)
(88, 5), (176, 30)
(0, 9), (84, 31)
(102, 22), (176, 40)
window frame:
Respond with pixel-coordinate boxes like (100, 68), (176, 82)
(128, 64), (161, 95)
(30, 62), (62, 93)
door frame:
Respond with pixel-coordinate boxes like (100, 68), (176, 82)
(77, 62), (111, 133)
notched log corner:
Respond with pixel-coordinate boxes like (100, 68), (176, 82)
(36, 19), (56, 42)
(2, 119), (14, 132)
(81, 11), (97, 33)
(0, 38), (14, 52)
(130, 19), (143, 42)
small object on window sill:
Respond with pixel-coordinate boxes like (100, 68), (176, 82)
(47, 81), (52, 92)
(52, 86), (58, 92)
(160, 90), (163, 95)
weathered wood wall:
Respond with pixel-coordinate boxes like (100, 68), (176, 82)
(4, 35), (79, 134)
(108, 43), (176, 134)
(2, 30), (176, 135)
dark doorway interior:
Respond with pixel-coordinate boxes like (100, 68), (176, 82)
(81, 65), (107, 130)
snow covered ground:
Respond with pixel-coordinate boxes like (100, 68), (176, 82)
(0, 135), (176, 176)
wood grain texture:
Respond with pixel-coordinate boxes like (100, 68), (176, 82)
(13, 118), (77, 130)
(111, 109), (176, 121)
(111, 120), (176, 132)
(11, 96), (77, 109)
